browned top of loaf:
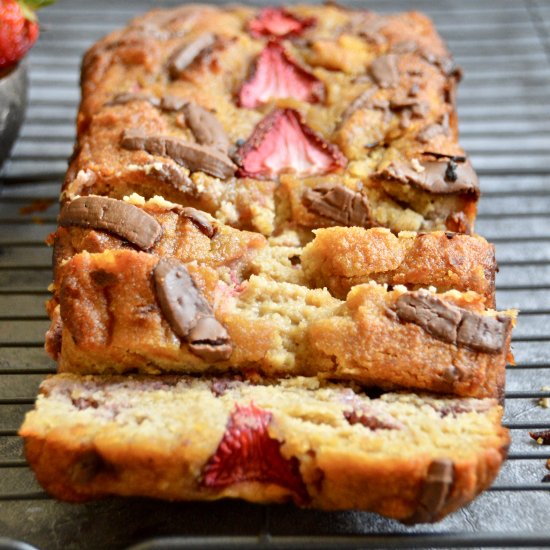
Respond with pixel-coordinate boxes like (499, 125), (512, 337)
(63, 5), (477, 236)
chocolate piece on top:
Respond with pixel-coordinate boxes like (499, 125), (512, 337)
(382, 158), (479, 195)
(302, 184), (373, 228)
(120, 129), (236, 179)
(182, 103), (230, 153)
(370, 54), (400, 88)
(58, 196), (162, 250)
(168, 32), (216, 78)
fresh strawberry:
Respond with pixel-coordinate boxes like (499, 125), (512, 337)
(235, 108), (347, 179)
(239, 41), (324, 109)
(201, 402), (308, 503)
(248, 8), (315, 39)
(0, 0), (54, 70)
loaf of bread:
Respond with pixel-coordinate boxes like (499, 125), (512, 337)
(63, 4), (477, 239)
(20, 4), (513, 521)
(20, 374), (509, 523)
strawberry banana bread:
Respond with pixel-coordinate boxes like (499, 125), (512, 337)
(20, 4), (513, 522)
(20, 374), (509, 522)
(63, 4), (477, 239)
(45, 194), (511, 398)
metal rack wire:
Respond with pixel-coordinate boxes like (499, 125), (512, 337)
(1, 0), (550, 548)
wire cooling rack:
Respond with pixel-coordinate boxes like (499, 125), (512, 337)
(1, 0), (550, 548)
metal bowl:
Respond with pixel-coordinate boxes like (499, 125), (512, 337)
(0, 62), (28, 170)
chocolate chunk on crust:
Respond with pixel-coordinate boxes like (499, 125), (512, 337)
(457, 312), (512, 354)
(395, 290), (461, 343)
(58, 196), (162, 250)
(370, 54), (400, 88)
(153, 258), (232, 362)
(179, 207), (217, 238)
(381, 158), (479, 195)
(120, 130), (236, 179)
(395, 290), (511, 354)
(182, 103), (230, 153)
(105, 92), (160, 107)
(168, 33), (216, 78)
(408, 458), (454, 523)
(302, 184), (373, 228)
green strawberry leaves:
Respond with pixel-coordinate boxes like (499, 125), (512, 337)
(18, 0), (56, 22)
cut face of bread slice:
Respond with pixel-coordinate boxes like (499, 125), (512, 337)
(20, 373), (509, 523)
(48, 247), (514, 398)
(66, 5), (476, 238)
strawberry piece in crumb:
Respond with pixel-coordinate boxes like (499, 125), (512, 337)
(201, 402), (308, 503)
(248, 8), (315, 39)
(239, 41), (325, 109)
(235, 108), (346, 179)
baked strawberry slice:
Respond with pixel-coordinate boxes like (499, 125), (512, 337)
(201, 403), (309, 503)
(239, 41), (325, 108)
(235, 108), (347, 179)
(248, 8), (315, 39)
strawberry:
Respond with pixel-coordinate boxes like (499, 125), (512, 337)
(0, 0), (54, 70)
(235, 108), (346, 179)
(201, 402), (308, 503)
(248, 8), (315, 39)
(238, 41), (325, 109)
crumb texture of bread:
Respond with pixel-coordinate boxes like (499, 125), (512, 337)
(20, 374), (509, 522)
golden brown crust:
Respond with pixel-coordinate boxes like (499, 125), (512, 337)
(302, 227), (496, 305)
(20, 374), (509, 521)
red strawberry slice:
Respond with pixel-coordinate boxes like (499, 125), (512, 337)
(248, 8), (315, 39)
(235, 108), (347, 179)
(239, 41), (325, 109)
(201, 402), (308, 503)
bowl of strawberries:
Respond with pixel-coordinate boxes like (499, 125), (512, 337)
(0, 0), (53, 169)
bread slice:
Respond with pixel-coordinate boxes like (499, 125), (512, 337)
(47, 246), (514, 398)
(20, 373), (509, 522)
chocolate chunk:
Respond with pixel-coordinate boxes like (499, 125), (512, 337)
(179, 206), (216, 238)
(457, 312), (512, 354)
(105, 92), (160, 107)
(529, 429), (550, 445)
(370, 54), (400, 88)
(188, 316), (233, 362)
(395, 290), (462, 343)
(338, 88), (377, 126)
(153, 258), (232, 362)
(408, 458), (454, 523)
(392, 40), (417, 54)
(58, 196), (162, 250)
(381, 158), (479, 195)
(302, 184), (373, 228)
(160, 95), (188, 112)
(168, 33), (216, 79)
(395, 290), (511, 354)
(121, 130), (236, 179)
(344, 410), (400, 430)
(182, 103), (230, 153)
(90, 269), (119, 287)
